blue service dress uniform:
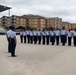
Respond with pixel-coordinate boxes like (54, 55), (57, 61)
(6, 29), (12, 53)
(7, 30), (17, 57)
(55, 30), (60, 45)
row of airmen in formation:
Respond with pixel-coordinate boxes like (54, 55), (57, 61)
(20, 27), (76, 46)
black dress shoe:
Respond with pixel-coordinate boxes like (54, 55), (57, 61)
(11, 55), (17, 57)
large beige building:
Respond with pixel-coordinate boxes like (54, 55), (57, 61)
(0, 15), (46, 29)
(0, 15), (27, 27)
(0, 14), (76, 30)
(62, 22), (70, 30)
(71, 23), (76, 29)
(46, 17), (62, 29)
(10, 15), (27, 27)
(22, 15), (46, 29)
(62, 22), (76, 30)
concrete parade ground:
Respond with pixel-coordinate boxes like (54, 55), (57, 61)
(0, 35), (76, 75)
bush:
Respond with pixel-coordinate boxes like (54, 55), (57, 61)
(26, 26), (34, 30)
(47, 26), (54, 30)
(1, 25), (9, 30)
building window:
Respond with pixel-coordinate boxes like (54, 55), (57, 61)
(12, 22), (14, 24)
(2, 22), (6, 24)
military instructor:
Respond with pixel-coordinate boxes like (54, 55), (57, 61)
(6, 26), (17, 57)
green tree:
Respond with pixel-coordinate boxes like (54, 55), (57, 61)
(47, 26), (54, 30)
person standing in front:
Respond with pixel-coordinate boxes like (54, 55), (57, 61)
(55, 28), (60, 45)
(6, 26), (17, 57)
(61, 27), (67, 46)
(6, 27), (12, 53)
(50, 29), (55, 45)
(33, 29), (38, 44)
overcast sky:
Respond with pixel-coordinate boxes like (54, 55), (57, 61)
(0, 0), (76, 23)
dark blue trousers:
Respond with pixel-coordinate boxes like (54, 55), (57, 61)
(73, 36), (76, 46)
(68, 37), (72, 46)
(8, 38), (11, 53)
(38, 36), (41, 44)
(46, 35), (49, 45)
(51, 36), (55, 45)
(62, 35), (66, 46)
(20, 35), (23, 43)
(56, 36), (59, 45)
(42, 36), (45, 44)
(10, 38), (16, 56)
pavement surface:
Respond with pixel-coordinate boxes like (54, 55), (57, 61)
(0, 35), (76, 75)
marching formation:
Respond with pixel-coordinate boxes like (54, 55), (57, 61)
(20, 27), (76, 46)
(6, 26), (76, 57)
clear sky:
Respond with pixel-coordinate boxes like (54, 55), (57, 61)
(0, 0), (76, 23)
